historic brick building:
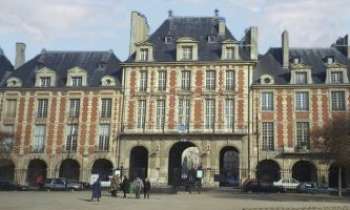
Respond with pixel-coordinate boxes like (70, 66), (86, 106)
(0, 10), (349, 188)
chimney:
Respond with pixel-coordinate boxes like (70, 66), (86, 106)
(15, 43), (26, 69)
(129, 11), (150, 55)
(168, 10), (173, 18)
(332, 34), (350, 59)
(282, 30), (289, 69)
(249, 27), (258, 60)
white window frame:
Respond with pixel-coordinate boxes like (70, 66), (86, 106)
(156, 99), (165, 129)
(331, 91), (346, 111)
(262, 122), (274, 151)
(69, 99), (80, 118)
(158, 71), (167, 91)
(33, 125), (46, 152)
(206, 70), (216, 91)
(40, 77), (51, 87)
(296, 122), (310, 149)
(137, 100), (147, 129)
(295, 72), (308, 84)
(182, 46), (193, 60)
(178, 98), (190, 130)
(37, 99), (49, 118)
(140, 48), (149, 61)
(261, 91), (273, 111)
(5, 99), (17, 118)
(205, 99), (215, 129)
(226, 70), (235, 91)
(66, 124), (78, 151)
(225, 99), (234, 129)
(71, 76), (83, 87)
(330, 71), (344, 84)
(295, 91), (309, 111)
(101, 98), (112, 118)
(98, 124), (110, 151)
(181, 70), (191, 91)
(139, 71), (148, 92)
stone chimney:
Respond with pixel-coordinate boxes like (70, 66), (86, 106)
(282, 30), (289, 69)
(249, 27), (258, 60)
(15, 42), (26, 69)
(129, 11), (150, 55)
(332, 34), (349, 59)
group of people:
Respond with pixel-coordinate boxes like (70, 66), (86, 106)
(90, 174), (151, 202)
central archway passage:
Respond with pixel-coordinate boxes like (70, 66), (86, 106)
(168, 141), (198, 186)
(292, 161), (317, 182)
(27, 159), (47, 186)
(256, 159), (281, 183)
(59, 159), (80, 181)
(129, 146), (148, 180)
(219, 146), (239, 187)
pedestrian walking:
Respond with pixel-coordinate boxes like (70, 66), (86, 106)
(121, 176), (129, 198)
(133, 177), (144, 199)
(110, 174), (120, 197)
(143, 178), (151, 199)
(35, 175), (44, 189)
(91, 176), (102, 202)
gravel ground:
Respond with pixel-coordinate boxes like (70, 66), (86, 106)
(0, 190), (349, 210)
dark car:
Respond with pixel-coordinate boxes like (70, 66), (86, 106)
(44, 178), (83, 191)
(242, 179), (283, 193)
(0, 180), (29, 191)
(297, 182), (337, 194)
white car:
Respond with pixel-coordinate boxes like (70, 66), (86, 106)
(273, 178), (300, 191)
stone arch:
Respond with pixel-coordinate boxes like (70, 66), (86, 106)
(91, 159), (114, 181)
(26, 159), (47, 186)
(129, 146), (148, 180)
(328, 163), (348, 188)
(59, 159), (80, 181)
(219, 146), (240, 187)
(0, 159), (15, 181)
(256, 159), (281, 183)
(292, 160), (317, 182)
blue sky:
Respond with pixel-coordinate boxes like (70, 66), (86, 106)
(0, 0), (349, 63)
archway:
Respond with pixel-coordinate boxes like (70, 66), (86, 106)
(59, 159), (80, 181)
(91, 159), (113, 181)
(292, 161), (317, 182)
(329, 164), (347, 188)
(219, 146), (239, 187)
(168, 141), (198, 186)
(129, 146), (148, 180)
(0, 159), (15, 182)
(27, 159), (47, 186)
(256, 159), (281, 183)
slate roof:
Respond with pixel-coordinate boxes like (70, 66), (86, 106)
(126, 16), (250, 62)
(254, 47), (350, 85)
(0, 49), (14, 86)
(6, 50), (122, 88)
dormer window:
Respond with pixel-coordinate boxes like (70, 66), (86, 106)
(225, 47), (235, 60)
(97, 62), (106, 69)
(293, 57), (301, 64)
(101, 76), (116, 86)
(72, 76), (83, 87)
(6, 77), (22, 87)
(221, 40), (239, 60)
(164, 36), (172, 44)
(140, 48), (149, 61)
(182, 46), (193, 60)
(295, 72), (307, 84)
(327, 56), (335, 65)
(40, 77), (51, 87)
(331, 71), (343, 84)
(207, 35), (216, 43)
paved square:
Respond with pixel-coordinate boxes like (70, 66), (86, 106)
(0, 191), (350, 210)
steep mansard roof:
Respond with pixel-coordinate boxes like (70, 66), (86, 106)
(127, 16), (250, 62)
(6, 50), (122, 88)
(0, 49), (14, 86)
(254, 47), (350, 85)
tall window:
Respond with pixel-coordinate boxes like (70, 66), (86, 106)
(139, 71), (148, 92)
(66, 124), (78, 151)
(5, 99), (17, 118)
(69, 99), (80, 118)
(225, 99), (234, 129)
(71, 76), (83, 87)
(181, 70), (191, 90)
(98, 124), (110, 151)
(331, 71), (343, 84)
(178, 98), (190, 130)
(40, 77), (51, 87)
(33, 125), (46, 152)
(331, 91), (346, 111)
(226, 70), (235, 90)
(37, 99), (48, 118)
(1, 125), (14, 152)
(156, 99), (165, 129)
(205, 99), (215, 129)
(225, 47), (235, 59)
(296, 122), (310, 149)
(261, 92), (273, 111)
(140, 48), (149, 61)
(295, 72), (307, 84)
(295, 92), (309, 111)
(137, 100), (146, 129)
(262, 122), (274, 151)
(158, 71), (167, 91)
(101, 98), (112, 118)
(182, 46), (193, 60)
(206, 70), (216, 91)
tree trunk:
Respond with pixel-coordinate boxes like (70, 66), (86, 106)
(338, 167), (342, 197)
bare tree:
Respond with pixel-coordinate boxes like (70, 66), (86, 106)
(311, 115), (350, 196)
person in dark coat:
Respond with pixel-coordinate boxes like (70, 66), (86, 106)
(91, 176), (102, 202)
(143, 178), (151, 199)
(121, 176), (129, 198)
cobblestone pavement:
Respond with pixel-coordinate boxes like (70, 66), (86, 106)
(0, 190), (350, 210)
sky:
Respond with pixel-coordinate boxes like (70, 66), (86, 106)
(0, 0), (349, 63)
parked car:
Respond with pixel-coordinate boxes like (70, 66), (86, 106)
(297, 182), (330, 193)
(44, 178), (83, 191)
(0, 180), (29, 191)
(242, 179), (283, 193)
(273, 178), (300, 191)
